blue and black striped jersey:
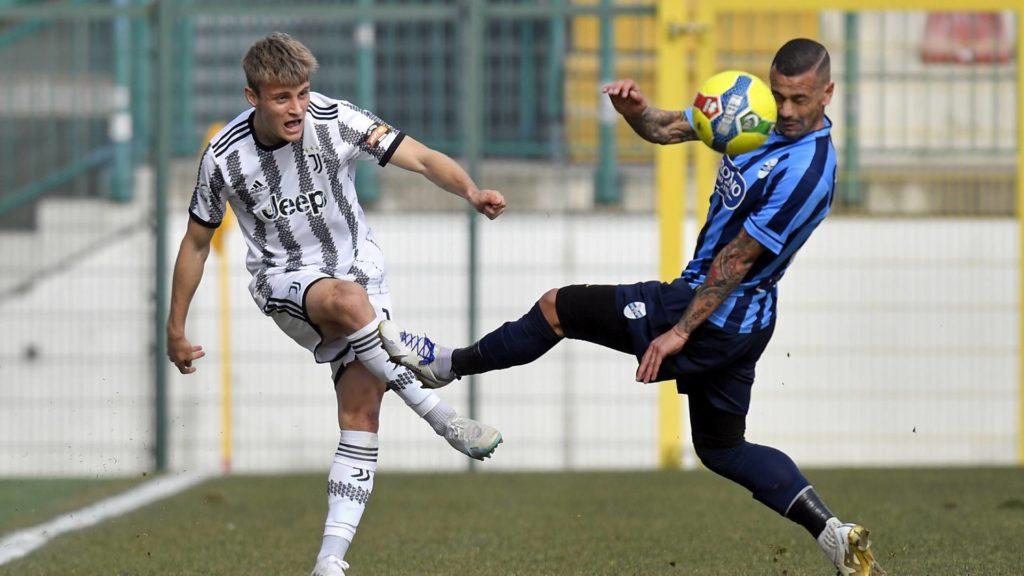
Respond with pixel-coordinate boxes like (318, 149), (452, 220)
(683, 115), (837, 333)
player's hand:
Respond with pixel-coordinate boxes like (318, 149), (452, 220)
(168, 334), (205, 374)
(470, 189), (507, 220)
(602, 79), (648, 118)
(636, 325), (687, 383)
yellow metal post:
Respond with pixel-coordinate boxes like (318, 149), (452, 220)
(692, 0), (717, 223)
(213, 207), (234, 474)
(1017, 7), (1024, 465)
(203, 123), (234, 474)
(655, 0), (688, 469)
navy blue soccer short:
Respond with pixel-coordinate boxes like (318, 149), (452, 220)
(555, 279), (775, 416)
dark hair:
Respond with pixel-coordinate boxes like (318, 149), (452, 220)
(771, 38), (830, 83)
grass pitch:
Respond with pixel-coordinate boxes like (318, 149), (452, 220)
(1, 467), (1022, 575)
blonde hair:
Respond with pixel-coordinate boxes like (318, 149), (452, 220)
(242, 32), (319, 94)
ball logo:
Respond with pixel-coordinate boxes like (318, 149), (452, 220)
(714, 94), (745, 137)
(740, 111), (774, 136)
(693, 93), (721, 120)
(623, 302), (647, 320)
(714, 155), (747, 210)
(258, 190), (327, 221)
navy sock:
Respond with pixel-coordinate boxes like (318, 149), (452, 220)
(452, 302), (561, 376)
(785, 487), (834, 537)
(694, 441), (810, 516)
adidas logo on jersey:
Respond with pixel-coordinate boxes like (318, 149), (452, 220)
(259, 190), (327, 221)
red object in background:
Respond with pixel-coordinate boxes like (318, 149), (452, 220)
(921, 12), (1013, 64)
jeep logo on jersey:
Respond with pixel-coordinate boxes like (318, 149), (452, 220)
(258, 190), (327, 221)
(714, 155), (747, 210)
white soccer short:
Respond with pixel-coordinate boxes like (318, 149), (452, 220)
(256, 269), (393, 377)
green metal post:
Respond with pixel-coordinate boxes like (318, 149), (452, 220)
(131, 0), (150, 164)
(464, 0), (484, 471)
(547, 0), (566, 160)
(519, 18), (536, 146)
(153, 0), (174, 473)
(842, 13), (861, 207)
(355, 0), (379, 203)
(175, 2), (195, 154)
(431, 17), (444, 142)
(110, 0), (132, 202)
(595, 0), (618, 204)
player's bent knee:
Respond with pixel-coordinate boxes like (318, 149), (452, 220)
(693, 442), (743, 478)
(327, 281), (370, 312)
(539, 288), (562, 333)
(313, 280), (375, 331)
(691, 425), (746, 479)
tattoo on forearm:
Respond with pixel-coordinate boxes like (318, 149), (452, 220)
(626, 108), (696, 145)
(677, 232), (763, 335)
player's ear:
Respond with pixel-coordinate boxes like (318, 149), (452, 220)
(244, 85), (258, 108)
(821, 80), (835, 107)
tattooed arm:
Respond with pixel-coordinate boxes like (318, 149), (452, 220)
(602, 79), (698, 145)
(635, 228), (767, 383)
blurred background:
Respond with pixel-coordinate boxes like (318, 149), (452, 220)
(0, 0), (1019, 478)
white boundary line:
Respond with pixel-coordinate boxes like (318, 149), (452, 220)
(0, 472), (210, 565)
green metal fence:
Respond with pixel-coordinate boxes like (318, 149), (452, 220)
(0, 1), (1019, 475)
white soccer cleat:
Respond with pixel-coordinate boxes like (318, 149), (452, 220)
(444, 415), (503, 461)
(378, 320), (455, 388)
(818, 517), (887, 576)
(310, 555), (348, 576)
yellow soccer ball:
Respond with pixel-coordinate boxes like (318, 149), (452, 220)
(691, 70), (776, 155)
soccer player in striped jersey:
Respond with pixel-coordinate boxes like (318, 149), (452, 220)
(380, 39), (885, 576)
(166, 33), (507, 576)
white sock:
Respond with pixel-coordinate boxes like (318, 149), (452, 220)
(349, 319), (442, 419)
(317, 535), (349, 562)
(816, 516), (844, 568)
(422, 402), (456, 435)
(320, 430), (378, 561)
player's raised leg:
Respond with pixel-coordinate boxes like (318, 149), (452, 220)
(311, 278), (501, 459)
(380, 289), (566, 388)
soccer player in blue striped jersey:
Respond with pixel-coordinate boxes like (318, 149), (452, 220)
(380, 39), (885, 576)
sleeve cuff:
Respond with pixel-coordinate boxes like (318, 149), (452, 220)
(378, 132), (406, 166)
(683, 106), (694, 126)
(189, 211), (220, 229)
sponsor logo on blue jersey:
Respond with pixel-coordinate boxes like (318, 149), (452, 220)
(714, 155), (746, 210)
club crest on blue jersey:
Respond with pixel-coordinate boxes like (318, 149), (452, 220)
(623, 301), (647, 319)
(714, 155), (747, 210)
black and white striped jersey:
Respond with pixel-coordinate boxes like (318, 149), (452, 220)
(189, 92), (405, 299)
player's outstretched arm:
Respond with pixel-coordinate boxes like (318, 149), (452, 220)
(167, 219), (215, 374)
(388, 135), (506, 220)
(602, 79), (697, 145)
(636, 228), (766, 383)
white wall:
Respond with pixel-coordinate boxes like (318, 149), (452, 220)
(1, 213), (1018, 476)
